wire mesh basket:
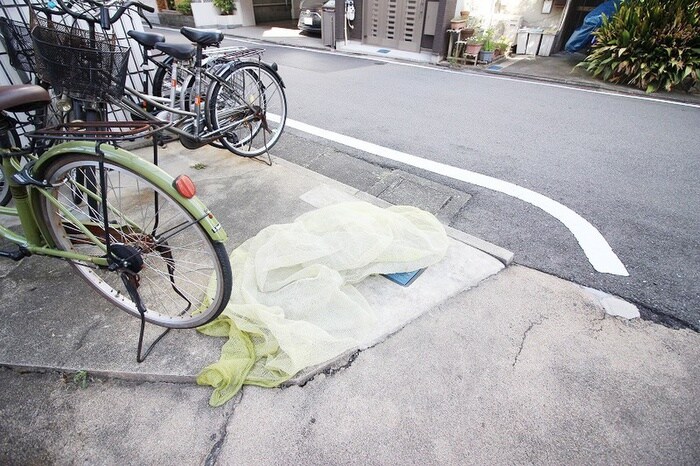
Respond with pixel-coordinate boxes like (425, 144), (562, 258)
(0, 18), (35, 73)
(30, 19), (130, 102)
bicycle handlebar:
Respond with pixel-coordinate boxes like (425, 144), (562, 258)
(51, 0), (154, 30)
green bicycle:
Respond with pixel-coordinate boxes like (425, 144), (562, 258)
(0, 84), (233, 360)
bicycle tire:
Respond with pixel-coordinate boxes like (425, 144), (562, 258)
(35, 153), (232, 329)
(152, 56), (175, 101)
(207, 62), (287, 158)
(151, 58), (238, 152)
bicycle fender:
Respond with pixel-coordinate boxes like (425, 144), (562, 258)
(31, 141), (228, 242)
(261, 61), (285, 88)
(224, 61), (286, 88)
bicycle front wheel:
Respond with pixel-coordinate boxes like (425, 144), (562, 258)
(35, 154), (232, 329)
(207, 62), (287, 158)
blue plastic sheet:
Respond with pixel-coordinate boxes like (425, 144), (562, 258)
(565, 0), (623, 53)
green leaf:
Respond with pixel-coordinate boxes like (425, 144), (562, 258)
(622, 30), (631, 46)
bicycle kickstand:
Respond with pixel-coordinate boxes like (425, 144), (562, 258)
(120, 271), (171, 363)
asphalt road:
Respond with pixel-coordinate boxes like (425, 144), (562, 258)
(232, 39), (698, 331)
(151, 29), (699, 331)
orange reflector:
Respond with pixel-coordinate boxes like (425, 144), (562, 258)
(173, 175), (196, 198)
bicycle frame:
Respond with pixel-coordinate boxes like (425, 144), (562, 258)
(119, 50), (271, 144)
(0, 140), (228, 264)
(0, 152), (110, 265)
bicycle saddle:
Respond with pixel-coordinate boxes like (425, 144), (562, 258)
(0, 85), (50, 113)
(180, 27), (224, 47)
(154, 42), (196, 60)
(127, 30), (166, 49)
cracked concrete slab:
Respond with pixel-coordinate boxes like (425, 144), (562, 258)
(366, 170), (471, 225)
(3, 143), (695, 465)
(0, 267), (697, 464)
(0, 367), (238, 465)
(272, 131), (474, 225)
(213, 266), (700, 465)
(0, 144), (505, 383)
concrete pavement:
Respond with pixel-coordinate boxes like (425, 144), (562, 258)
(0, 137), (698, 464)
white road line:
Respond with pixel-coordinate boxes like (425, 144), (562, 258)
(285, 117), (630, 276)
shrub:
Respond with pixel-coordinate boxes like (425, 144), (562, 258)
(213, 0), (237, 15)
(579, 0), (700, 93)
(175, 0), (192, 15)
(481, 29), (496, 52)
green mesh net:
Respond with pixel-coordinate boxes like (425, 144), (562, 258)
(197, 202), (448, 406)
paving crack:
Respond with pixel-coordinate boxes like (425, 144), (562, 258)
(295, 350), (360, 388)
(438, 195), (453, 212)
(73, 320), (100, 352)
(204, 392), (242, 466)
(322, 350), (359, 377)
(589, 314), (606, 333)
(512, 316), (548, 368)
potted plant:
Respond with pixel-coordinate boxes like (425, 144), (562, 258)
(460, 15), (481, 40)
(464, 33), (483, 56)
(213, 0), (236, 15)
(494, 37), (511, 59)
(478, 29), (495, 63)
(191, 0), (242, 28)
(450, 17), (467, 30)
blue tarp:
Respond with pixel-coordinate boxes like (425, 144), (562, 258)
(565, 0), (623, 53)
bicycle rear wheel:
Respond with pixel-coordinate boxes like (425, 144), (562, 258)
(207, 62), (287, 157)
(35, 153), (232, 329)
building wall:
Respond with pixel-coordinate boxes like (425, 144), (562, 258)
(457, 0), (566, 29)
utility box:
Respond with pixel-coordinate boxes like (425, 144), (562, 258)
(516, 28), (544, 55)
(322, 7), (335, 47)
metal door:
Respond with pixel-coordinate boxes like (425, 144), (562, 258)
(364, 0), (427, 52)
(253, 0), (293, 23)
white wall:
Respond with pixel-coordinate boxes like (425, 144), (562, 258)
(457, 0), (564, 29)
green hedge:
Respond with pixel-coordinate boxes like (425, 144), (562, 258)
(214, 0), (236, 15)
(579, 0), (700, 93)
(175, 0), (192, 15)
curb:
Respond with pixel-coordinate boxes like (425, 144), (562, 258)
(436, 58), (700, 106)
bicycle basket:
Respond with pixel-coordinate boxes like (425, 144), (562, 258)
(0, 18), (35, 73)
(30, 21), (129, 102)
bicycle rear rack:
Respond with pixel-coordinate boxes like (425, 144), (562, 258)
(204, 47), (265, 62)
